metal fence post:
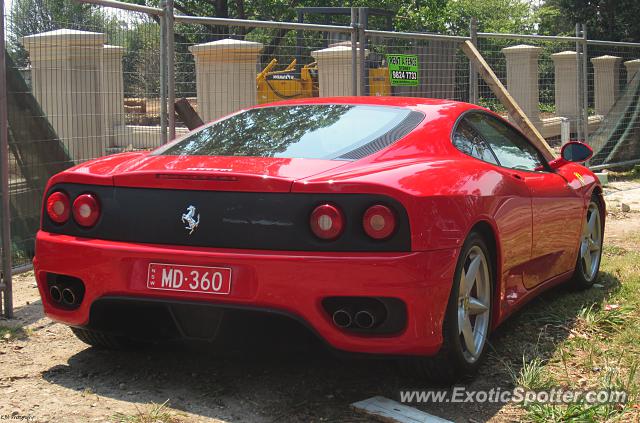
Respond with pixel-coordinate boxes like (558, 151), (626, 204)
(581, 24), (589, 145)
(575, 23), (584, 142)
(469, 17), (479, 104)
(159, 3), (168, 144)
(351, 7), (358, 97)
(0, 0), (13, 318)
(560, 117), (570, 145)
(358, 7), (366, 96)
(166, 0), (176, 141)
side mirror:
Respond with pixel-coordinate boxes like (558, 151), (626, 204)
(547, 141), (593, 170)
(561, 141), (593, 163)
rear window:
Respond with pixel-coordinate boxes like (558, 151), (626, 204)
(155, 105), (421, 160)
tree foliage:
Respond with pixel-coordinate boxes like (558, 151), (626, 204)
(8, 0), (111, 65)
(395, 0), (536, 34)
(537, 0), (640, 42)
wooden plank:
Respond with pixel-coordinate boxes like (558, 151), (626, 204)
(175, 97), (204, 130)
(460, 40), (556, 160)
(351, 396), (452, 423)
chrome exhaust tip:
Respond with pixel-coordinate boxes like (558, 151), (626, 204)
(49, 285), (62, 303)
(354, 310), (375, 329)
(61, 288), (76, 305)
(332, 309), (352, 328)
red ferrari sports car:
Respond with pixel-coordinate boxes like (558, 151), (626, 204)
(34, 97), (604, 381)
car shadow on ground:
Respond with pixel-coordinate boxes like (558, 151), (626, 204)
(40, 272), (620, 422)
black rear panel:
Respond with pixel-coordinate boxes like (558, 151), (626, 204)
(43, 184), (411, 252)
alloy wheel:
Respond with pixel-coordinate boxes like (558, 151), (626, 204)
(580, 202), (602, 282)
(458, 245), (491, 363)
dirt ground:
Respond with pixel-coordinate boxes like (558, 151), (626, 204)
(1, 179), (639, 423)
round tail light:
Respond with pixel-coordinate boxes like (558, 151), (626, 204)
(72, 194), (100, 227)
(310, 204), (344, 240)
(363, 205), (396, 240)
(46, 191), (71, 223)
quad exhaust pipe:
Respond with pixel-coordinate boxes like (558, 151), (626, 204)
(62, 288), (76, 306)
(354, 310), (375, 329)
(49, 285), (80, 306)
(332, 309), (352, 328)
(49, 285), (62, 303)
(332, 308), (378, 329)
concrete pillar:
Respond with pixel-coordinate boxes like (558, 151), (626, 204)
(551, 51), (580, 128)
(501, 45), (542, 129)
(189, 38), (263, 122)
(311, 45), (368, 97)
(102, 45), (125, 147)
(624, 59), (640, 83)
(22, 29), (106, 162)
(591, 55), (621, 115)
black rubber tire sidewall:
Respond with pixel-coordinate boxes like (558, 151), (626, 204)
(442, 231), (494, 376)
(571, 196), (604, 289)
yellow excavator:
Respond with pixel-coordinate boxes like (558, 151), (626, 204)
(257, 58), (391, 103)
(257, 59), (319, 104)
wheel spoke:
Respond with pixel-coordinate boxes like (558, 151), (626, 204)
(458, 304), (465, 334)
(460, 268), (467, 297)
(461, 316), (476, 355)
(464, 256), (481, 295)
(468, 297), (489, 315)
(583, 248), (593, 273)
(589, 239), (600, 252)
(580, 240), (589, 259)
(588, 211), (597, 234)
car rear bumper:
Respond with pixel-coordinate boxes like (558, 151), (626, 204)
(34, 230), (457, 356)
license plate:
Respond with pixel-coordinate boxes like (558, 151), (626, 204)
(147, 263), (232, 295)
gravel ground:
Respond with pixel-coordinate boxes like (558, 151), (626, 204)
(1, 180), (638, 423)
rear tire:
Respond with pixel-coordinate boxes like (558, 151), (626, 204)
(405, 231), (494, 384)
(570, 196), (604, 289)
(71, 327), (131, 349)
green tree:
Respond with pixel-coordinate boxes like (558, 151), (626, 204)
(538, 0), (640, 42)
(395, 0), (536, 34)
(8, 0), (111, 66)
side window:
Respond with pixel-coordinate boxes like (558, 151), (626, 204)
(452, 119), (498, 165)
(465, 113), (544, 171)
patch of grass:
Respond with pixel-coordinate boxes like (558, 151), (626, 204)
(478, 98), (507, 113)
(81, 387), (95, 397)
(607, 165), (640, 182)
(0, 325), (29, 341)
(524, 401), (622, 423)
(492, 241), (640, 421)
(602, 245), (628, 257)
(538, 103), (556, 114)
(111, 401), (185, 423)
(575, 304), (629, 334)
(511, 356), (554, 390)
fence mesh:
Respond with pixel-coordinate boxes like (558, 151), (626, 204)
(2, 0), (640, 278)
(585, 42), (640, 166)
(364, 33), (469, 102)
(5, 0), (163, 267)
(173, 22), (352, 129)
(476, 36), (579, 145)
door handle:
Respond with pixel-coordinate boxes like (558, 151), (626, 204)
(510, 173), (524, 181)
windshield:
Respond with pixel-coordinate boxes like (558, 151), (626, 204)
(155, 105), (416, 160)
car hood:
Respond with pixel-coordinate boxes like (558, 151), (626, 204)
(55, 152), (351, 192)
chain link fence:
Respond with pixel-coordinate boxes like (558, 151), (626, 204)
(475, 34), (580, 143)
(585, 41), (640, 168)
(1, 0), (640, 316)
(4, 0), (164, 276)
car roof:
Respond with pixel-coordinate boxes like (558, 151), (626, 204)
(251, 96), (481, 115)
